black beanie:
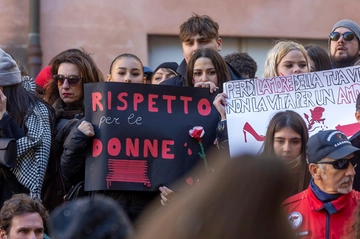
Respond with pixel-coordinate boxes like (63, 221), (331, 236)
(153, 62), (179, 75)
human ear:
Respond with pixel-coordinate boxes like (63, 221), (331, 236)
(355, 111), (360, 123)
(143, 77), (147, 84)
(106, 74), (112, 82)
(309, 163), (321, 179)
(0, 229), (8, 239)
(217, 38), (223, 51)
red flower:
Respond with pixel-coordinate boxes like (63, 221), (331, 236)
(189, 126), (205, 141)
(189, 126), (209, 172)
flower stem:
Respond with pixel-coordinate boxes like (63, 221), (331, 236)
(198, 141), (208, 171)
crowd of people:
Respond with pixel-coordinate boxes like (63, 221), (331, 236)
(0, 13), (359, 238)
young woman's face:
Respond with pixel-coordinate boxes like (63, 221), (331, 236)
(151, 68), (177, 85)
(192, 57), (218, 86)
(276, 50), (309, 76)
(273, 127), (302, 161)
(57, 62), (83, 106)
(107, 57), (145, 84)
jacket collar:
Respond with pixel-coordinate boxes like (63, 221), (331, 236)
(307, 186), (353, 212)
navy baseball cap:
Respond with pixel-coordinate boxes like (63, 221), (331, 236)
(307, 130), (360, 164)
(143, 66), (153, 73)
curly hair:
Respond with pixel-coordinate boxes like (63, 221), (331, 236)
(0, 194), (49, 235)
(224, 52), (257, 78)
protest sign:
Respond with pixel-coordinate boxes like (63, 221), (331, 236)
(84, 83), (219, 191)
(224, 65), (360, 157)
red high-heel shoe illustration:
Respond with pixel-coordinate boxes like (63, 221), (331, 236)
(336, 122), (360, 137)
(243, 122), (265, 143)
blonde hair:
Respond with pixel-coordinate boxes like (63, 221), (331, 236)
(263, 40), (310, 78)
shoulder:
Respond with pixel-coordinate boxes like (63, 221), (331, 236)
(32, 101), (51, 115)
(350, 131), (360, 147)
(282, 190), (308, 206)
(160, 75), (185, 86)
(351, 190), (360, 200)
(226, 62), (244, 80)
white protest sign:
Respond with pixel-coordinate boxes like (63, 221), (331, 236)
(224, 65), (360, 157)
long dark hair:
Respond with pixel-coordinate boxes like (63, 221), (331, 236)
(262, 110), (310, 193)
(2, 84), (54, 129)
(304, 44), (332, 72)
(186, 48), (230, 92)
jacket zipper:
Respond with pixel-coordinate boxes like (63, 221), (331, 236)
(326, 211), (330, 239)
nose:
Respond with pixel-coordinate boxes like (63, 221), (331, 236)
(62, 79), (70, 89)
(337, 34), (346, 43)
(346, 163), (356, 176)
(124, 72), (132, 83)
(283, 142), (291, 152)
(200, 73), (208, 82)
(293, 66), (300, 74)
(30, 231), (37, 239)
(193, 42), (202, 53)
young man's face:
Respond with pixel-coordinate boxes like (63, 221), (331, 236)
(330, 27), (360, 67)
(182, 34), (222, 63)
(0, 212), (44, 239)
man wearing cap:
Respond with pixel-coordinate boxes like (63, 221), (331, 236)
(329, 19), (360, 68)
(283, 129), (360, 238)
(160, 13), (243, 87)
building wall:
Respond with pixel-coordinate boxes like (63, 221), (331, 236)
(1, 0), (360, 77)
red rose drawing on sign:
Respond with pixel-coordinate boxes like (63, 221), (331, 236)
(189, 126), (208, 172)
(304, 106), (328, 132)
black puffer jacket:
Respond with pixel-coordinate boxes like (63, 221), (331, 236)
(60, 120), (88, 185)
(60, 124), (159, 223)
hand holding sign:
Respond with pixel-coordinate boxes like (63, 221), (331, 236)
(78, 121), (95, 137)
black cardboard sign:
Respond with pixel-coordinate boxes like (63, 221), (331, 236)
(84, 82), (219, 191)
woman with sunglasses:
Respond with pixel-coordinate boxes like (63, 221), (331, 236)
(60, 52), (161, 224)
(0, 49), (54, 206)
(42, 49), (104, 211)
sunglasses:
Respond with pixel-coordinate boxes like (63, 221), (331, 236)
(53, 74), (82, 86)
(329, 31), (356, 41)
(316, 156), (359, 170)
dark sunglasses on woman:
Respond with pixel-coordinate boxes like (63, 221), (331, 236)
(53, 74), (82, 86)
(329, 31), (356, 42)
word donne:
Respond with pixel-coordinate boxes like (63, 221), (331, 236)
(92, 138), (175, 159)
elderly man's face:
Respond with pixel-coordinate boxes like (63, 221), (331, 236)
(330, 27), (360, 67)
(315, 153), (356, 194)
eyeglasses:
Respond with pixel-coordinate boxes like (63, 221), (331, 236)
(329, 31), (356, 41)
(53, 74), (81, 86)
(316, 156), (359, 170)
